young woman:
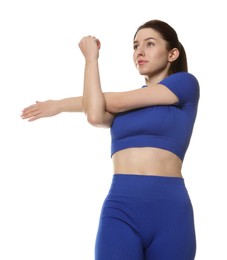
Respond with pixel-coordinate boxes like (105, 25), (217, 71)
(21, 19), (200, 260)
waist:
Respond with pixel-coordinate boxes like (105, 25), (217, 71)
(112, 147), (182, 177)
(107, 174), (187, 200)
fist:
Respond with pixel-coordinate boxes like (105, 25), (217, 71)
(78, 36), (101, 59)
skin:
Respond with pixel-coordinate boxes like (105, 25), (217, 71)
(21, 28), (182, 177)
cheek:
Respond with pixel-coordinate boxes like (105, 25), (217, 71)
(157, 50), (170, 61)
(151, 53), (169, 67)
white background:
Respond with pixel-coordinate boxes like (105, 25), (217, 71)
(0, 0), (226, 259)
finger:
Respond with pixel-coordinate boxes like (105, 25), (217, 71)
(21, 109), (38, 118)
(21, 108), (41, 119)
(23, 103), (41, 114)
(22, 108), (37, 117)
(25, 111), (42, 121)
(28, 114), (41, 122)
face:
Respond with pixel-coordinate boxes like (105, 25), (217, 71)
(133, 28), (177, 81)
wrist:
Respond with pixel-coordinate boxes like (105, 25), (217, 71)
(57, 99), (65, 113)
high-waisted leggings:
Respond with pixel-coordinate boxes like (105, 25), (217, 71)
(95, 174), (196, 260)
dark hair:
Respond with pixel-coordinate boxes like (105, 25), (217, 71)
(134, 20), (188, 74)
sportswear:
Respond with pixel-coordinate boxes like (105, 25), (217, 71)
(110, 72), (200, 161)
(95, 174), (196, 259)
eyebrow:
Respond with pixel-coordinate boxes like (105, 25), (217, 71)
(133, 37), (156, 44)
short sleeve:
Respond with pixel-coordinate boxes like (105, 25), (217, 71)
(159, 72), (200, 106)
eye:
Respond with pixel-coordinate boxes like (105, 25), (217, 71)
(133, 44), (139, 50)
(147, 41), (154, 47)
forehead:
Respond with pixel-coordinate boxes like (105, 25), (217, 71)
(134, 28), (163, 42)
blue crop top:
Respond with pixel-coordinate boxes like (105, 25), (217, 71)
(110, 72), (200, 161)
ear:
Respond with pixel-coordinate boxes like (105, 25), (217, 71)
(168, 48), (180, 63)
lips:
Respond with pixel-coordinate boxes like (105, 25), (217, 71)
(137, 60), (148, 65)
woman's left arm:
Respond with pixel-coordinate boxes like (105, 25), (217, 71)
(104, 84), (179, 114)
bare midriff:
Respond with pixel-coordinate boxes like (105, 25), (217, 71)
(112, 147), (183, 177)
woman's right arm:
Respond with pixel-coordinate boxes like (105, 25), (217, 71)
(21, 97), (83, 122)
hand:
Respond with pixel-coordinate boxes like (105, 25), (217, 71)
(78, 36), (101, 61)
(21, 100), (61, 122)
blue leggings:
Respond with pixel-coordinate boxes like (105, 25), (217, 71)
(95, 174), (196, 260)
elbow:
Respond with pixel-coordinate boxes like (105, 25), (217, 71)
(82, 100), (104, 127)
(82, 103), (100, 126)
(85, 112), (112, 128)
(86, 113), (104, 127)
(86, 114), (100, 126)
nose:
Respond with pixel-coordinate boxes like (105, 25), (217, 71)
(136, 46), (145, 57)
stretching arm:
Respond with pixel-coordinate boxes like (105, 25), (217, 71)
(21, 97), (83, 122)
(21, 84), (178, 122)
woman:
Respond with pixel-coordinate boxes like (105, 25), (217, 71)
(21, 19), (200, 260)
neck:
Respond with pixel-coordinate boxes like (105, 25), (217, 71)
(145, 68), (170, 86)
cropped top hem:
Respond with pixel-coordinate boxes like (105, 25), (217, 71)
(111, 135), (186, 161)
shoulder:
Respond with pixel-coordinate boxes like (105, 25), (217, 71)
(160, 72), (199, 86)
(159, 72), (200, 105)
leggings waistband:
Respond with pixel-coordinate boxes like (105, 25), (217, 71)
(107, 174), (188, 200)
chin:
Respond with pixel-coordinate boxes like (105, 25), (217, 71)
(139, 71), (149, 77)
(137, 68), (148, 76)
